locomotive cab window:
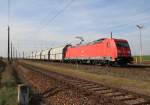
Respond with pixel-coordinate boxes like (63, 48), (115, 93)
(116, 42), (129, 47)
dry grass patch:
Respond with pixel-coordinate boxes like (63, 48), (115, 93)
(0, 64), (18, 105)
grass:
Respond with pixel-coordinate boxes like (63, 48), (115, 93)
(0, 65), (18, 105)
(142, 55), (150, 61)
(134, 55), (150, 62)
(21, 60), (150, 96)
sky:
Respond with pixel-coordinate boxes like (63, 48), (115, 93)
(0, 0), (150, 57)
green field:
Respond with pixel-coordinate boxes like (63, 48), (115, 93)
(143, 55), (150, 61)
(133, 55), (150, 63)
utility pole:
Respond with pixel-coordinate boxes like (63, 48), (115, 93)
(13, 46), (15, 59)
(7, 0), (10, 62)
(23, 51), (24, 59)
(32, 52), (33, 59)
(16, 49), (17, 59)
(8, 26), (10, 61)
(19, 52), (20, 59)
(11, 42), (12, 60)
(136, 25), (144, 63)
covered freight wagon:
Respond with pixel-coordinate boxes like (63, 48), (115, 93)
(36, 51), (42, 60)
(50, 45), (69, 61)
(41, 49), (51, 60)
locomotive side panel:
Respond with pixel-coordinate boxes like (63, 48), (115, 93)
(65, 38), (117, 61)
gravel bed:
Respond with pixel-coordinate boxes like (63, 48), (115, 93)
(14, 63), (123, 105)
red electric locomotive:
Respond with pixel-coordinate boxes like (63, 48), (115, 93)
(65, 38), (133, 65)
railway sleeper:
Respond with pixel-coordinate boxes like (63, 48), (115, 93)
(82, 85), (100, 89)
(88, 87), (108, 91)
(132, 101), (150, 105)
(124, 98), (148, 105)
(75, 84), (96, 88)
(93, 88), (112, 93)
(118, 95), (137, 101)
(71, 81), (93, 85)
(68, 80), (89, 84)
(70, 83), (94, 87)
(95, 89), (113, 94)
(110, 93), (129, 98)
(103, 92), (124, 97)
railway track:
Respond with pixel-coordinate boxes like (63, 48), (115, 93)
(28, 60), (150, 69)
(18, 61), (150, 105)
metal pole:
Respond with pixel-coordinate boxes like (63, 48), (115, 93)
(19, 52), (20, 59)
(136, 25), (143, 63)
(13, 46), (15, 59)
(8, 26), (10, 61)
(7, 0), (10, 62)
(11, 42), (12, 60)
(16, 49), (17, 59)
(139, 29), (143, 63)
(111, 32), (112, 38)
(23, 52), (24, 59)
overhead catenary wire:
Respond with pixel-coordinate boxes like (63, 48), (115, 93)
(106, 7), (150, 33)
(35, 0), (74, 34)
(6, 0), (74, 58)
(26, 0), (74, 56)
(34, 0), (149, 38)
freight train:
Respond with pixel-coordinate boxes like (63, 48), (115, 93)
(27, 38), (133, 65)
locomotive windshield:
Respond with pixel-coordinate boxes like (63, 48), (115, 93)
(116, 41), (129, 47)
